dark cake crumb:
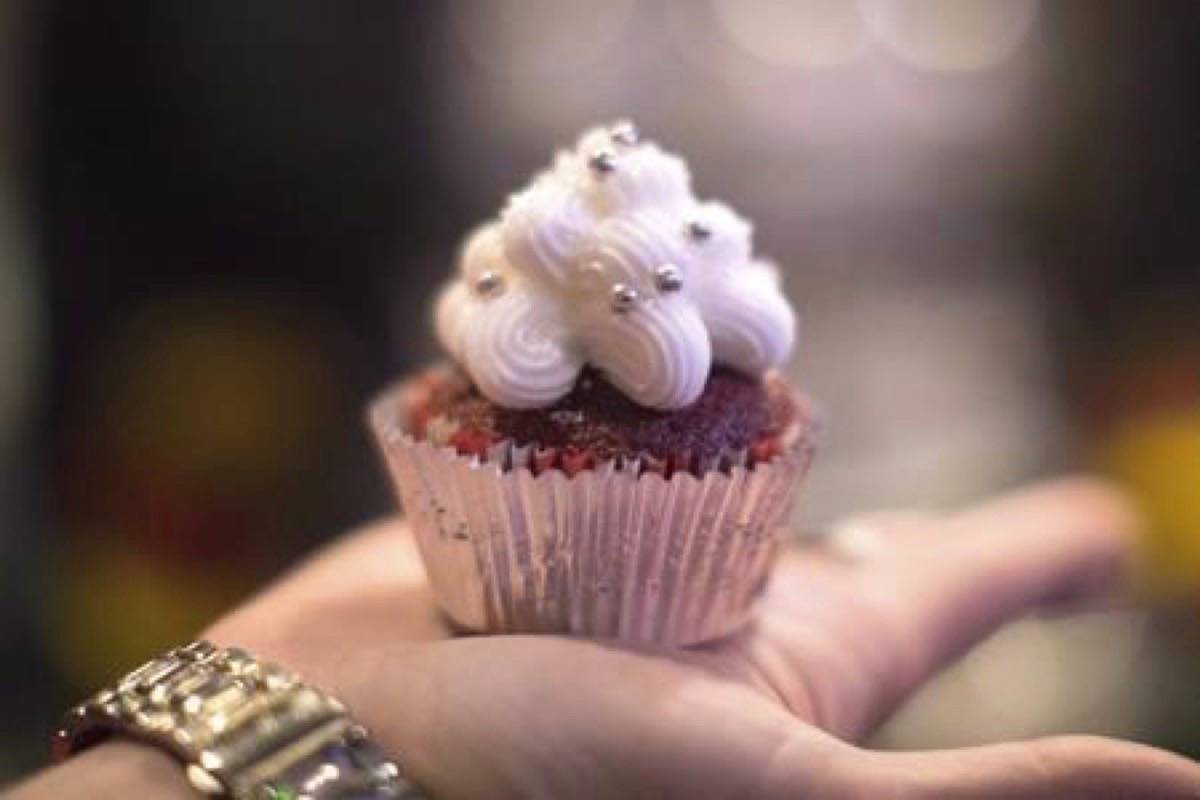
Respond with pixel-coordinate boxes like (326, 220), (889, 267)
(411, 365), (802, 469)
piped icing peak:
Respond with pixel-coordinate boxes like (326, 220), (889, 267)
(435, 121), (795, 410)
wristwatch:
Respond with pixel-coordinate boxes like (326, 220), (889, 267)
(53, 641), (428, 799)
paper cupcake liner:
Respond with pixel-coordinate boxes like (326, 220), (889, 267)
(368, 379), (816, 645)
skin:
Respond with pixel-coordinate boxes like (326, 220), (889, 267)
(10, 477), (1200, 799)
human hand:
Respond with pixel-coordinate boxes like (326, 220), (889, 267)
(195, 477), (1200, 799)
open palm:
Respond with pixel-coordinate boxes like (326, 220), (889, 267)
(207, 478), (1200, 799)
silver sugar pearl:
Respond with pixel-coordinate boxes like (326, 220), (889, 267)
(684, 219), (713, 242)
(610, 120), (639, 146)
(588, 149), (618, 175)
(654, 263), (684, 293)
(473, 271), (505, 298)
(610, 283), (640, 312)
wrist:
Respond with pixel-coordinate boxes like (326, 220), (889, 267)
(50, 640), (428, 799)
(202, 632), (444, 794)
(9, 741), (195, 800)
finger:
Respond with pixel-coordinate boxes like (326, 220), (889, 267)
(205, 517), (450, 656)
(864, 736), (1200, 799)
(880, 477), (1138, 703)
(752, 477), (1140, 738)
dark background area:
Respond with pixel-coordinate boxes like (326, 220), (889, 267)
(1, 0), (1199, 779)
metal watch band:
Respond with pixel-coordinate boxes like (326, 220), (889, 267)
(54, 641), (428, 799)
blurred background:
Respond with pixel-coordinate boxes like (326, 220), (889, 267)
(2, 0), (1199, 780)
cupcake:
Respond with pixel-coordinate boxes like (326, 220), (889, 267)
(370, 121), (817, 645)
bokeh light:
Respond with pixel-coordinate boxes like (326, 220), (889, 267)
(0, 199), (39, 450)
(0, 0), (38, 452)
(51, 294), (363, 684)
(1103, 406), (1200, 595)
(710, 0), (871, 69)
(448, 0), (635, 76)
(860, 0), (1040, 72)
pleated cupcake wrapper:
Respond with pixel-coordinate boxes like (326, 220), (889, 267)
(369, 380), (816, 645)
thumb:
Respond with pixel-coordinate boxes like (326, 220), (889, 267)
(863, 736), (1200, 799)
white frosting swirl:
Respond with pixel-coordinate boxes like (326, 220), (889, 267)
(435, 122), (796, 410)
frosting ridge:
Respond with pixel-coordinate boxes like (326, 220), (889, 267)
(435, 121), (796, 410)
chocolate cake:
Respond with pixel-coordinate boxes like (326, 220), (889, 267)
(410, 365), (803, 469)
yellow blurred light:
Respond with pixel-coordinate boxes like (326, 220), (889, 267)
(448, 0), (635, 77)
(1101, 408), (1200, 596)
(710, 0), (872, 69)
(860, 0), (1039, 72)
(50, 539), (250, 689)
(94, 296), (342, 481)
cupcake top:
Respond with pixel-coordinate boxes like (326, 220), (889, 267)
(435, 121), (796, 411)
(408, 365), (805, 471)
